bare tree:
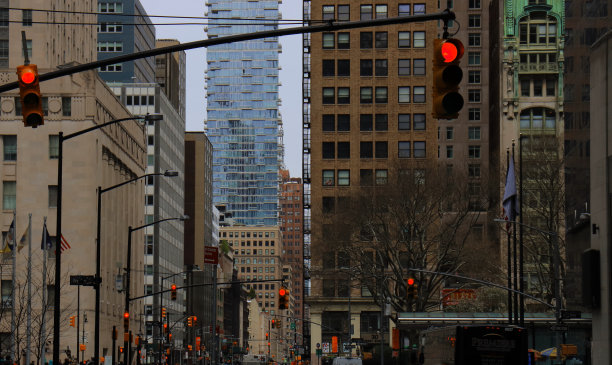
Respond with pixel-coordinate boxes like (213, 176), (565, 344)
(311, 162), (496, 314)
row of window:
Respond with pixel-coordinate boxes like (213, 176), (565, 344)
(240, 266), (276, 274)
(1, 181), (57, 210)
(97, 22), (123, 33)
(98, 3), (123, 13)
(323, 113), (426, 132)
(2, 135), (60, 162)
(440, 126), (482, 141)
(321, 141), (426, 159)
(237, 249), (276, 256)
(321, 4), (426, 21)
(323, 58), (426, 77)
(225, 240), (277, 247)
(323, 169), (389, 186)
(0, 8), (32, 27)
(322, 86), (427, 104)
(99, 64), (123, 72)
(126, 95), (155, 106)
(97, 41), (123, 52)
(221, 231), (277, 238)
(322, 31), (426, 49)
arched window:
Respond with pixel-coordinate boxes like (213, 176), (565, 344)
(519, 13), (557, 46)
(520, 107), (556, 130)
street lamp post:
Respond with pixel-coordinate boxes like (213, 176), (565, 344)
(494, 219), (562, 364)
(124, 216), (188, 365)
(53, 114), (162, 365)
(95, 170), (177, 365)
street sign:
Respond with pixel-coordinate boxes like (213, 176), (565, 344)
(551, 325), (569, 332)
(561, 310), (581, 319)
(204, 246), (219, 265)
(70, 275), (101, 286)
(291, 322), (296, 330)
(315, 349), (322, 357)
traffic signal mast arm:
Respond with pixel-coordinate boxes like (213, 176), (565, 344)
(3, 10), (455, 93)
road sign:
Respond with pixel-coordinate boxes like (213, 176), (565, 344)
(291, 322), (296, 330)
(551, 325), (569, 332)
(204, 246), (218, 265)
(561, 310), (581, 319)
(315, 349), (322, 357)
(70, 275), (101, 286)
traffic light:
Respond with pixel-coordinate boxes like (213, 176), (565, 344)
(171, 284), (177, 300)
(407, 277), (418, 300)
(276, 318), (282, 328)
(16, 64), (44, 128)
(187, 316), (193, 327)
(123, 312), (130, 331)
(271, 319), (275, 328)
(70, 316), (76, 327)
(192, 316), (197, 326)
(161, 307), (166, 318)
(265, 332), (269, 340)
(119, 347), (124, 354)
(431, 38), (464, 119)
(278, 287), (289, 309)
(164, 323), (169, 333)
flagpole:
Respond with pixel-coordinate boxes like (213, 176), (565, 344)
(11, 210), (16, 363)
(506, 149), (512, 325)
(519, 134), (525, 327)
(27, 214), (32, 365)
(512, 141), (518, 325)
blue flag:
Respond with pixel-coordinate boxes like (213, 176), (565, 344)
(502, 156), (519, 225)
(41, 222), (53, 250)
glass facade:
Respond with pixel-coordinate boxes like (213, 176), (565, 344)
(206, 0), (282, 226)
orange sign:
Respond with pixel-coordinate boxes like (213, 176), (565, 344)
(331, 336), (338, 353)
(441, 288), (476, 307)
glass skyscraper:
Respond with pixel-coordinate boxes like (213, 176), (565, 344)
(205, 0), (282, 226)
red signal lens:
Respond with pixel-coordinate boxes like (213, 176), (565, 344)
(441, 42), (458, 63)
(279, 288), (286, 296)
(124, 312), (130, 319)
(21, 71), (36, 84)
(171, 284), (176, 290)
(407, 278), (415, 286)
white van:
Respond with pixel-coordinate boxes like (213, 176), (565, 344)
(331, 357), (362, 365)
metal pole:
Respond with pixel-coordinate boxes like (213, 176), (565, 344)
(77, 286), (80, 365)
(519, 135), (525, 327)
(95, 187), (102, 365)
(54, 132), (63, 365)
(506, 150), (512, 324)
(212, 267), (217, 365)
(125, 227), (133, 365)
(552, 233), (563, 364)
(112, 326), (116, 365)
(26, 213), (32, 365)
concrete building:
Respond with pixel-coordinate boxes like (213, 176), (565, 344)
(108, 83), (186, 354)
(0, 1), (147, 362)
(303, 0), (440, 360)
(97, 0), (156, 84)
(279, 170), (304, 341)
(156, 39), (186, 120)
(205, 0), (283, 226)
(589, 28), (612, 365)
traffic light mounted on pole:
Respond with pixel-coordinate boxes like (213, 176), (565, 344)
(70, 316), (75, 327)
(123, 312), (129, 332)
(431, 38), (464, 119)
(16, 64), (44, 128)
(278, 287), (289, 309)
(407, 277), (418, 300)
(171, 284), (177, 301)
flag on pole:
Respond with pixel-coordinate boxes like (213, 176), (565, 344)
(41, 222), (53, 250)
(0, 219), (14, 254)
(17, 221), (30, 253)
(60, 234), (71, 252)
(502, 155), (519, 229)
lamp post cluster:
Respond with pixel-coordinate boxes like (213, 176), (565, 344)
(52, 114), (188, 365)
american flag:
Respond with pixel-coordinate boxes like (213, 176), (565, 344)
(60, 234), (71, 252)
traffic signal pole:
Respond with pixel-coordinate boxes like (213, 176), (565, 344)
(2, 11), (456, 94)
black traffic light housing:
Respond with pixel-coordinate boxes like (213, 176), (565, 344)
(431, 38), (464, 119)
(17, 64), (44, 128)
(171, 284), (177, 300)
(278, 287), (289, 309)
(407, 277), (418, 301)
(123, 312), (130, 331)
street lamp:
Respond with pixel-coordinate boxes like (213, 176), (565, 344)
(124, 215), (189, 365)
(94, 170), (177, 365)
(494, 218), (562, 364)
(53, 113), (163, 365)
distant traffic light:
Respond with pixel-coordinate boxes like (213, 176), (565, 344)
(123, 312), (130, 331)
(119, 347), (124, 354)
(70, 316), (76, 327)
(431, 38), (464, 119)
(192, 315), (197, 327)
(164, 323), (169, 333)
(16, 64), (44, 127)
(171, 284), (177, 301)
(187, 316), (193, 327)
(407, 277), (418, 301)
(278, 287), (289, 309)
(271, 319), (275, 327)
(161, 307), (166, 318)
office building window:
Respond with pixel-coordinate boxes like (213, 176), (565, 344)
(469, 108), (481, 121)
(398, 32), (410, 48)
(414, 141), (426, 158)
(468, 127), (481, 140)
(398, 4), (411, 16)
(337, 114), (350, 131)
(337, 142), (350, 158)
(469, 15), (481, 28)
(469, 0), (481, 9)
(413, 86), (426, 103)
(360, 170), (374, 186)
(375, 170), (388, 185)
(398, 114), (411, 130)
(413, 59), (426, 75)
(98, 22), (123, 33)
(337, 88), (350, 104)
(375, 59), (388, 76)
(360, 32), (373, 49)
(398, 142), (411, 158)
(361, 59), (373, 76)
(99, 2), (123, 13)
(48, 185), (58, 208)
(468, 33), (481, 47)
(322, 115), (335, 131)
(322, 5), (335, 20)
(360, 142), (373, 158)
(323, 33), (335, 48)
(446, 146), (454, 158)
(338, 5), (350, 21)
(323, 170), (335, 186)
(519, 14), (557, 45)
(468, 145), (481, 159)
(62, 97), (72, 117)
(337, 60), (350, 76)
(375, 142), (388, 158)
(375, 114), (388, 131)
(322, 88), (335, 104)
(360, 114), (373, 131)
(413, 4), (426, 14)
(322, 60), (335, 76)
(413, 31), (426, 47)
(375, 87), (388, 103)
(375, 5), (388, 18)
(469, 164), (481, 178)
(338, 33), (350, 49)
(360, 5), (373, 20)
(0, 8), (8, 26)
(468, 89), (481, 103)
(3, 181), (16, 210)
(468, 52), (481, 65)
(49, 135), (59, 159)
(99, 64), (123, 72)
(22, 9), (33, 26)
(446, 127), (454, 140)
(398, 87), (410, 103)
(375, 32), (388, 48)
(398, 59), (410, 76)
(322, 142), (335, 159)
(468, 70), (481, 84)
(360, 87), (373, 103)
(3, 136), (16, 161)
(338, 170), (350, 186)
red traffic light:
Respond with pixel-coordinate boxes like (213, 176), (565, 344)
(407, 278), (415, 286)
(21, 70), (36, 84)
(441, 42), (458, 63)
(279, 288), (286, 296)
(16, 64), (44, 127)
(171, 284), (177, 300)
(123, 312), (130, 319)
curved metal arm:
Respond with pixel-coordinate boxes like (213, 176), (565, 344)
(130, 215), (189, 234)
(64, 115), (158, 141)
(100, 170), (178, 194)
